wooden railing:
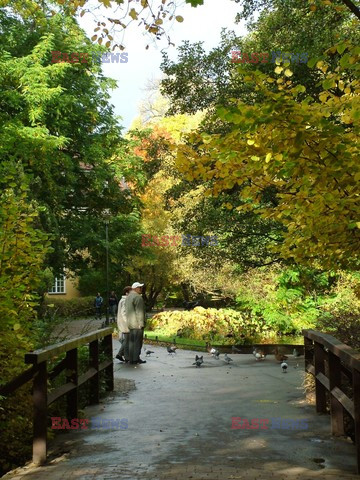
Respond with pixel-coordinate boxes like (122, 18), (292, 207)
(303, 329), (360, 474)
(0, 327), (114, 465)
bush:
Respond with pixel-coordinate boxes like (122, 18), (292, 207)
(317, 272), (360, 350)
(234, 266), (331, 335)
(150, 306), (277, 343)
(43, 296), (94, 318)
(317, 312), (360, 351)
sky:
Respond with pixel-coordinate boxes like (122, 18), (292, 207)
(78, 0), (247, 130)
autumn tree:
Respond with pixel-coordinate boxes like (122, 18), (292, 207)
(176, 43), (360, 270)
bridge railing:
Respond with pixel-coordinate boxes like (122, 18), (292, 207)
(0, 327), (114, 465)
(303, 329), (360, 474)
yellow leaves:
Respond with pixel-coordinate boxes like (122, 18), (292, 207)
(129, 8), (138, 20)
(284, 69), (293, 77)
(319, 92), (330, 103)
(171, 39), (360, 270)
(13, 324), (20, 331)
(316, 60), (329, 73)
(224, 202), (233, 210)
(341, 114), (353, 124)
(175, 15), (184, 22)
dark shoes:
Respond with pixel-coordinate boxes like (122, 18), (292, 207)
(129, 359), (146, 364)
(116, 355), (125, 362)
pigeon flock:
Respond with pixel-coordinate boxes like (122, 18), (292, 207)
(136, 343), (302, 373)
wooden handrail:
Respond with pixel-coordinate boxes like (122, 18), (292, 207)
(303, 329), (360, 474)
(1, 326), (115, 466)
(303, 329), (360, 371)
(25, 328), (113, 364)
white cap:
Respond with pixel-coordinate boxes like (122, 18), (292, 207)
(132, 282), (144, 289)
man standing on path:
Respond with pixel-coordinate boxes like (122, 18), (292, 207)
(94, 292), (103, 320)
(109, 290), (118, 322)
(116, 286), (131, 363)
(125, 282), (146, 364)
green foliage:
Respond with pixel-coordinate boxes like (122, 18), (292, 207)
(43, 296), (95, 319)
(0, 166), (49, 475)
(235, 267), (332, 335)
(0, 165), (50, 382)
(151, 305), (280, 343)
(0, 11), (142, 277)
(0, 384), (33, 475)
(317, 272), (360, 350)
(177, 42), (360, 270)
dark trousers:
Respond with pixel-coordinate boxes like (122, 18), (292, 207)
(129, 329), (144, 363)
(110, 304), (117, 320)
(117, 333), (129, 360)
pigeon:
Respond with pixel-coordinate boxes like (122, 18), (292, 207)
(214, 351), (220, 360)
(293, 348), (302, 357)
(253, 348), (266, 361)
(281, 361), (288, 373)
(193, 354), (203, 367)
(145, 350), (154, 357)
(224, 353), (233, 364)
(210, 347), (220, 358)
(167, 346), (177, 355)
(232, 346), (242, 354)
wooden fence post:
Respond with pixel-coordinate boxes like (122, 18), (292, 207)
(66, 348), (78, 421)
(89, 339), (100, 405)
(304, 335), (313, 372)
(32, 361), (47, 465)
(314, 341), (327, 414)
(328, 351), (345, 436)
(353, 368), (360, 474)
(104, 333), (114, 392)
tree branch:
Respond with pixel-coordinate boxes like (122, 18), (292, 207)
(339, 0), (360, 20)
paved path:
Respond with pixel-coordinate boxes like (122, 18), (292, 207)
(3, 344), (358, 480)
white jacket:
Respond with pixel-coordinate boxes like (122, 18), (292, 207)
(117, 295), (129, 333)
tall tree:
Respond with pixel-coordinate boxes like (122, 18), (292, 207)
(175, 44), (360, 270)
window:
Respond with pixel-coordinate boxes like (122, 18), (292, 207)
(49, 274), (66, 294)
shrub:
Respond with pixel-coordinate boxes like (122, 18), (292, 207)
(317, 272), (360, 350)
(43, 296), (94, 318)
(234, 266), (330, 335)
(317, 312), (360, 351)
(150, 306), (275, 343)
